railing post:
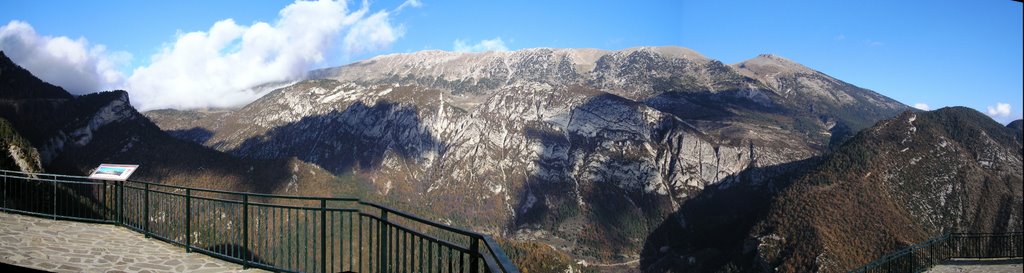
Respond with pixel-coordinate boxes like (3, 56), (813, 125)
(186, 188), (191, 253)
(320, 199), (327, 273)
(379, 209), (388, 273)
(3, 175), (7, 209)
(471, 238), (480, 273)
(242, 194), (249, 269)
(144, 182), (150, 238)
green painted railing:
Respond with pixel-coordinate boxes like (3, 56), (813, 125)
(0, 169), (520, 273)
(848, 232), (1023, 273)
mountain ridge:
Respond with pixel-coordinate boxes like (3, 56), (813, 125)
(5, 43), (1018, 273)
(0, 51), (339, 197)
(0, 50), (74, 100)
(145, 46), (910, 270)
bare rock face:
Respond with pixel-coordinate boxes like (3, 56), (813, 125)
(145, 46), (907, 264)
(1, 118), (43, 173)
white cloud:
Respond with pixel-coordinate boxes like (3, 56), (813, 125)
(124, 0), (409, 110)
(396, 0), (422, 12)
(987, 102), (1011, 118)
(343, 10), (403, 57)
(0, 20), (129, 94)
(453, 37), (509, 52)
(913, 103), (930, 111)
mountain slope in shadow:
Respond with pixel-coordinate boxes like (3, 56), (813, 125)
(0, 50), (338, 196)
(750, 107), (1023, 273)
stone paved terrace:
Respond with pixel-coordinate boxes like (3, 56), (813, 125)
(0, 211), (267, 273)
(924, 258), (1023, 273)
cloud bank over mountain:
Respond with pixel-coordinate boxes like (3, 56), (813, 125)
(1, 0), (411, 110)
(0, 20), (128, 94)
(125, 0), (408, 110)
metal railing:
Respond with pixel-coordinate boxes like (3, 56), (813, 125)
(0, 169), (520, 273)
(848, 232), (1023, 273)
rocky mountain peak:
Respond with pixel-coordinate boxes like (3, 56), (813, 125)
(733, 53), (815, 76)
(309, 46), (718, 98)
(726, 53), (908, 133)
(618, 46), (708, 61)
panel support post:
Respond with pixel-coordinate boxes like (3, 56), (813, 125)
(117, 181), (123, 225)
(101, 180), (108, 221)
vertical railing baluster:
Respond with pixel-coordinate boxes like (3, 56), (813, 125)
(374, 217), (379, 273)
(470, 237), (480, 273)
(360, 213), (364, 273)
(349, 211), (354, 271)
(51, 177), (56, 219)
(259, 206), (264, 266)
(274, 206), (280, 268)
(379, 210), (388, 273)
(330, 211), (335, 272)
(305, 209), (310, 272)
(289, 207), (293, 270)
(400, 229), (405, 273)
(215, 201), (222, 255)
(117, 181), (123, 225)
(243, 194), (250, 269)
(144, 182), (150, 237)
(186, 188), (191, 253)
(321, 199), (327, 273)
(100, 180), (107, 221)
(359, 213), (363, 273)
(419, 236), (424, 273)
(284, 207), (289, 270)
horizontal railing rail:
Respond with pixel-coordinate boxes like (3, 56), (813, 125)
(0, 169), (520, 273)
(848, 232), (1023, 273)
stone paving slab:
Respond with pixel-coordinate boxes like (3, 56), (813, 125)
(0, 211), (268, 273)
(924, 258), (1023, 273)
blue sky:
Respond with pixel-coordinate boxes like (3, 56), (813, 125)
(1, 0), (1021, 123)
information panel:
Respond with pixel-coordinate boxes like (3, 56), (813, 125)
(88, 164), (139, 181)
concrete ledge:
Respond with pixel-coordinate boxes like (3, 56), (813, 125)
(926, 258), (1023, 273)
